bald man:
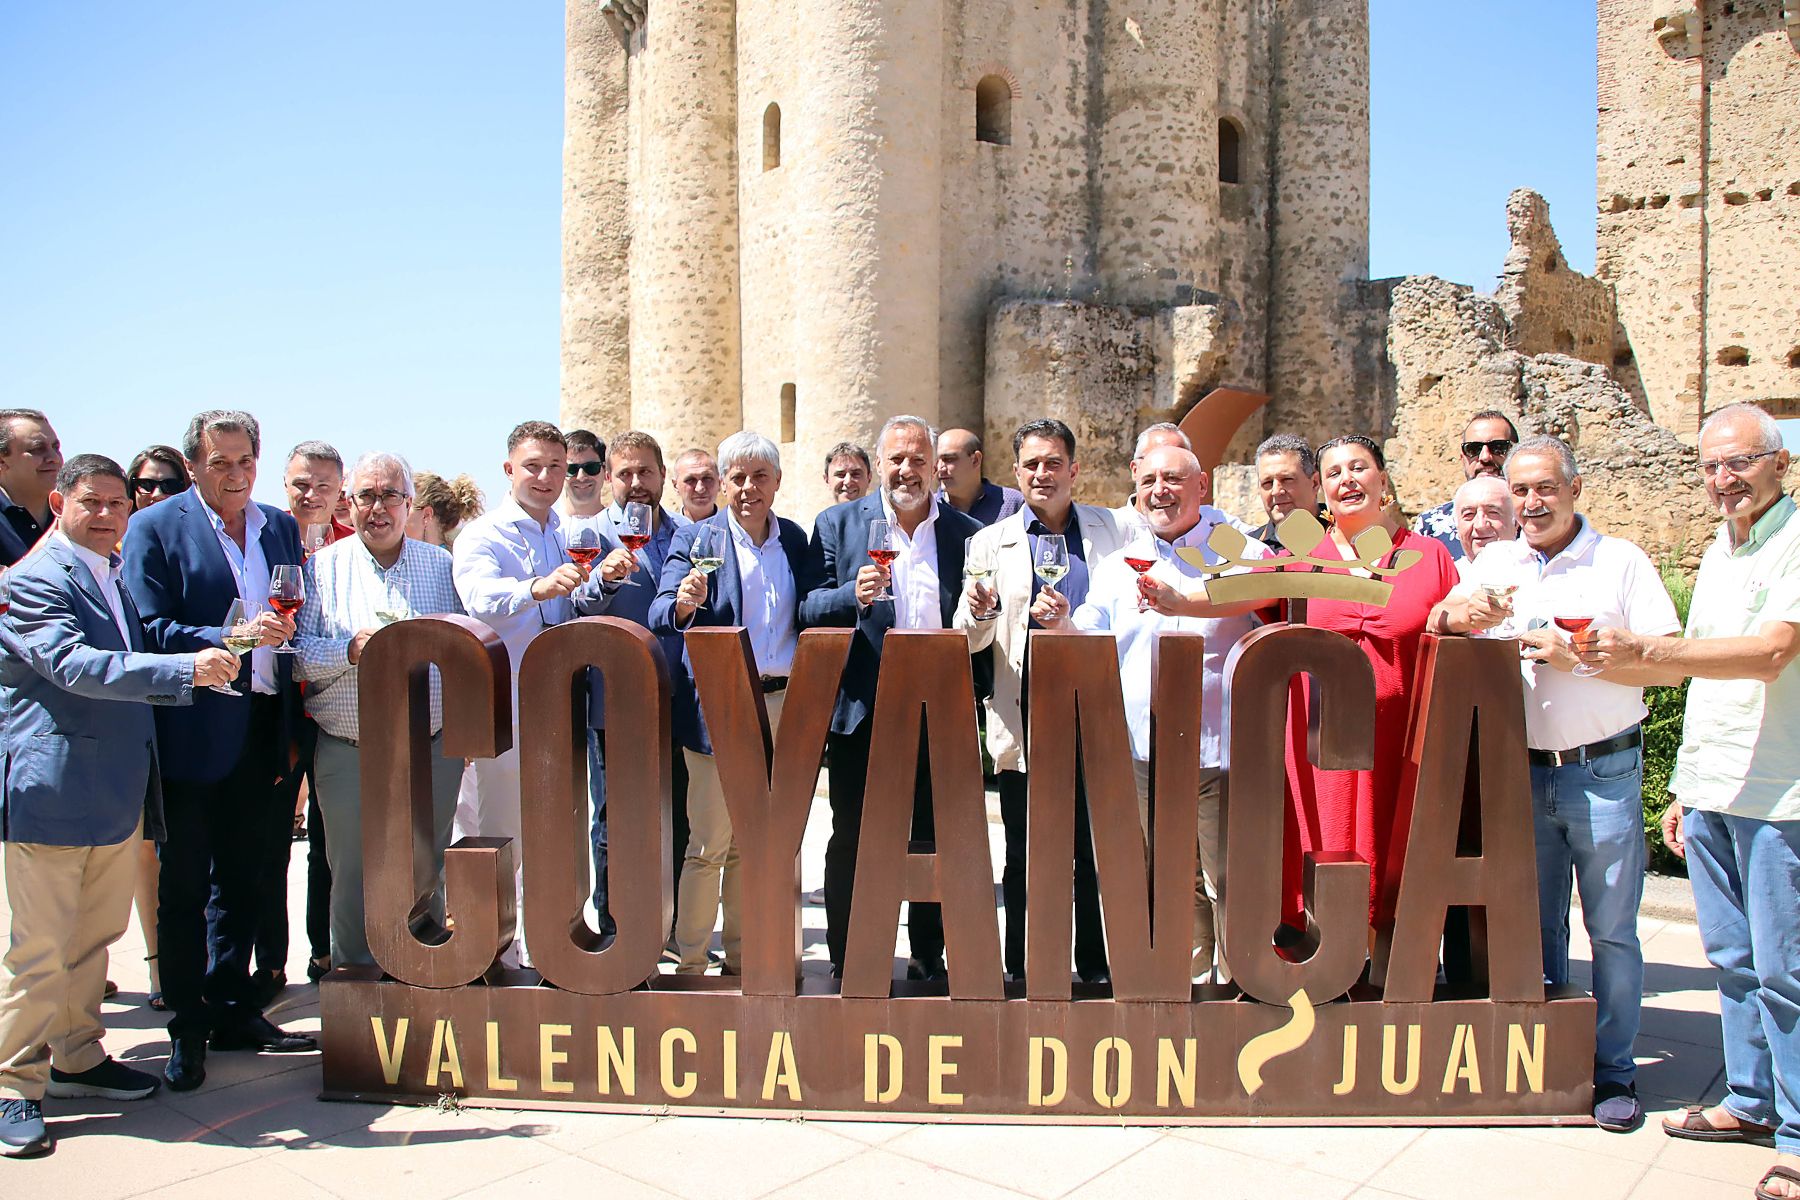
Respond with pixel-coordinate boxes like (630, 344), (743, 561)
(936, 429), (1021, 526)
(1452, 475), (1519, 567)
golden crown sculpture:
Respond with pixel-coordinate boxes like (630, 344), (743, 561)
(1174, 508), (1422, 608)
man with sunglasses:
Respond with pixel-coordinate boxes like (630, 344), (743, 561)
(559, 429), (610, 535)
(1413, 410), (1520, 561)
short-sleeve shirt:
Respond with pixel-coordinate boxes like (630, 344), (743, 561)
(1672, 495), (1800, 821)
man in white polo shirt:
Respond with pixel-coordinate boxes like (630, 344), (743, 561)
(1503, 435), (1679, 1134)
(1573, 403), (1800, 1198)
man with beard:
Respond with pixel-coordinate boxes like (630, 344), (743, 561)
(802, 415), (980, 980)
(1413, 410), (1519, 560)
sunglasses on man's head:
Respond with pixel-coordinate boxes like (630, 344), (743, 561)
(130, 477), (185, 496)
(567, 461), (607, 477)
(1460, 439), (1514, 459)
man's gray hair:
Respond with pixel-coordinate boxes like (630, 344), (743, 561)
(1700, 402), (1784, 453)
(1504, 435), (1580, 485)
(1256, 433), (1317, 477)
(1133, 422), (1191, 460)
(0, 408), (49, 456)
(182, 410), (262, 461)
(876, 414), (939, 452)
(716, 431), (781, 476)
(350, 451), (415, 498)
(288, 439), (344, 471)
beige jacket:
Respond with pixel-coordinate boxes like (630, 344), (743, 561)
(952, 504), (1124, 772)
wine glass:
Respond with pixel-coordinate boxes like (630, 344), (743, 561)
(867, 519), (898, 601)
(1553, 600), (1602, 678)
(212, 598), (258, 696)
(1121, 518), (1158, 612)
(1033, 533), (1069, 597)
(302, 524), (329, 559)
(690, 524), (725, 577)
(566, 525), (602, 574)
(375, 575), (412, 626)
(618, 502), (653, 587)
(268, 564), (304, 654)
(963, 536), (998, 621)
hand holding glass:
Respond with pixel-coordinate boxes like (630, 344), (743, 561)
(1034, 534), (1069, 596)
(964, 536), (999, 620)
(618, 503), (653, 586)
(211, 598), (258, 696)
(268, 564), (304, 654)
(867, 519), (898, 601)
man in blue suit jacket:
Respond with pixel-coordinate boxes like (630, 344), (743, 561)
(0, 455), (238, 1156)
(649, 432), (818, 975)
(120, 410), (314, 1093)
(800, 416), (981, 980)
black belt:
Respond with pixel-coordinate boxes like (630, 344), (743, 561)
(1528, 725), (1641, 768)
(759, 675), (788, 694)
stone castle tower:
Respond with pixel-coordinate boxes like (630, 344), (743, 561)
(560, 0), (1376, 515)
(1596, 0), (1800, 438)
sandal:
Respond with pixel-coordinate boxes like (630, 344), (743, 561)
(291, 812), (308, 840)
(1755, 1164), (1800, 1200)
(144, 955), (165, 1010)
(1661, 1104), (1776, 1146)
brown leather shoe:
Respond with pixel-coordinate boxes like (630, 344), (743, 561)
(1660, 1104), (1776, 1146)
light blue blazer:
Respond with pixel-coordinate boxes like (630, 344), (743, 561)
(0, 538), (194, 846)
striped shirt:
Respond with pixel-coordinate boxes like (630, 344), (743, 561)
(294, 535), (464, 742)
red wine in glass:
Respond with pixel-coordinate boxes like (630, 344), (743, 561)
(268, 595), (304, 618)
(867, 548), (899, 568)
(1123, 556), (1155, 575)
(568, 545), (601, 568)
(1552, 615), (1593, 635)
(620, 532), (651, 553)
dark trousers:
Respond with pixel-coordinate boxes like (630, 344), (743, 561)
(997, 768), (1107, 981)
(825, 724), (942, 971)
(161, 695), (285, 1039)
(305, 789), (331, 961)
(589, 727), (689, 939)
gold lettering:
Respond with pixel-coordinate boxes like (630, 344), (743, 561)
(1440, 1024), (1482, 1094)
(1333, 1026), (1358, 1096)
(763, 1031), (802, 1102)
(426, 1019), (463, 1089)
(597, 1026), (635, 1096)
(485, 1021), (518, 1092)
(371, 1017), (410, 1086)
(539, 1024), (573, 1095)
(1029, 1036), (1068, 1108)
(928, 1035), (964, 1106)
(1380, 1025), (1421, 1096)
(1155, 1038), (1196, 1109)
(864, 1034), (903, 1105)
(661, 1027), (698, 1099)
(1092, 1037), (1132, 1109)
(723, 1029), (738, 1101)
(1506, 1024), (1545, 1094)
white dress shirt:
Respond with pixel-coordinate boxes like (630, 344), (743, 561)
(196, 493), (277, 694)
(59, 532), (132, 646)
(452, 496), (572, 697)
(728, 511), (798, 675)
(881, 494), (943, 631)
(1071, 506), (1269, 766)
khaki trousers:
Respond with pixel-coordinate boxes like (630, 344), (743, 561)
(674, 690), (786, 974)
(1132, 761), (1227, 984)
(0, 823), (140, 1100)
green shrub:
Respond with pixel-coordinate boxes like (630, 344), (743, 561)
(1640, 559), (1692, 875)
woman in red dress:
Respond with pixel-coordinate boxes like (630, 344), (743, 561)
(1281, 436), (1460, 935)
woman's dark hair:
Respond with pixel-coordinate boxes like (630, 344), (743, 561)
(126, 444), (192, 508)
(1314, 434), (1386, 471)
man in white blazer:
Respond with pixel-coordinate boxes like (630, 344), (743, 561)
(953, 419), (1122, 983)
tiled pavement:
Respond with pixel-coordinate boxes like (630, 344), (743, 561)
(0, 799), (1778, 1200)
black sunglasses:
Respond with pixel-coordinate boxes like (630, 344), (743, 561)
(131, 477), (186, 496)
(1460, 439), (1514, 459)
(567, 461), (607, 477)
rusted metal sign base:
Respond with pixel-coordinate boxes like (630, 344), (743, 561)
(322, 978), (1595, 1123)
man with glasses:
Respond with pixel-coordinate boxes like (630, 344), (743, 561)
(559, 429), (610, 534)
(1413, 410), (1520, 561)
(295, 453), (464, 970)
(1572, 404), (1800, 1196)
(0, 409), (62, 567)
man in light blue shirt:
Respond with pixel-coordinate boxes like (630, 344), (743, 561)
(1044, 444), (1268, 982)
(296, 452), (465, 969)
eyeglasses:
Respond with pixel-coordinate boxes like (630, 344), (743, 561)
(567, 461), (607, 477)
(350, 489), (409, 510)
(1460, 439), (1514, 459)
(1699, 450), (1780, 477)
(130, 477), (185, 496)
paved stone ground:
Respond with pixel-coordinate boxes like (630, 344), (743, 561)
(0, 798), (1776, 1200)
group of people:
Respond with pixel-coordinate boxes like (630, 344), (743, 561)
(0, 403), (1794, 1199)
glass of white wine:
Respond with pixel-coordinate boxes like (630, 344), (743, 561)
(375, 575), (412, 626)
(689, 524), (726, 584)
(1034, 533), (1069, 597)
(964, 536), (999, 621)
(212, 597), (259, 696)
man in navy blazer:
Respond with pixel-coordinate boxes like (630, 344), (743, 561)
(800, 415), (982, 980)
(120, 410), (314, 1093)
(649, 432), (818, 975)
(0, 456), (238, 1156)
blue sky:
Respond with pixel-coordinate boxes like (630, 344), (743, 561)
(2, 1), (1615, 505)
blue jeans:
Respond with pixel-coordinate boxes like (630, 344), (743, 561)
(1531, 742), (1646, 1088)
(1682, 807), (1800, 1154)
(587, 728), (614, 936)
